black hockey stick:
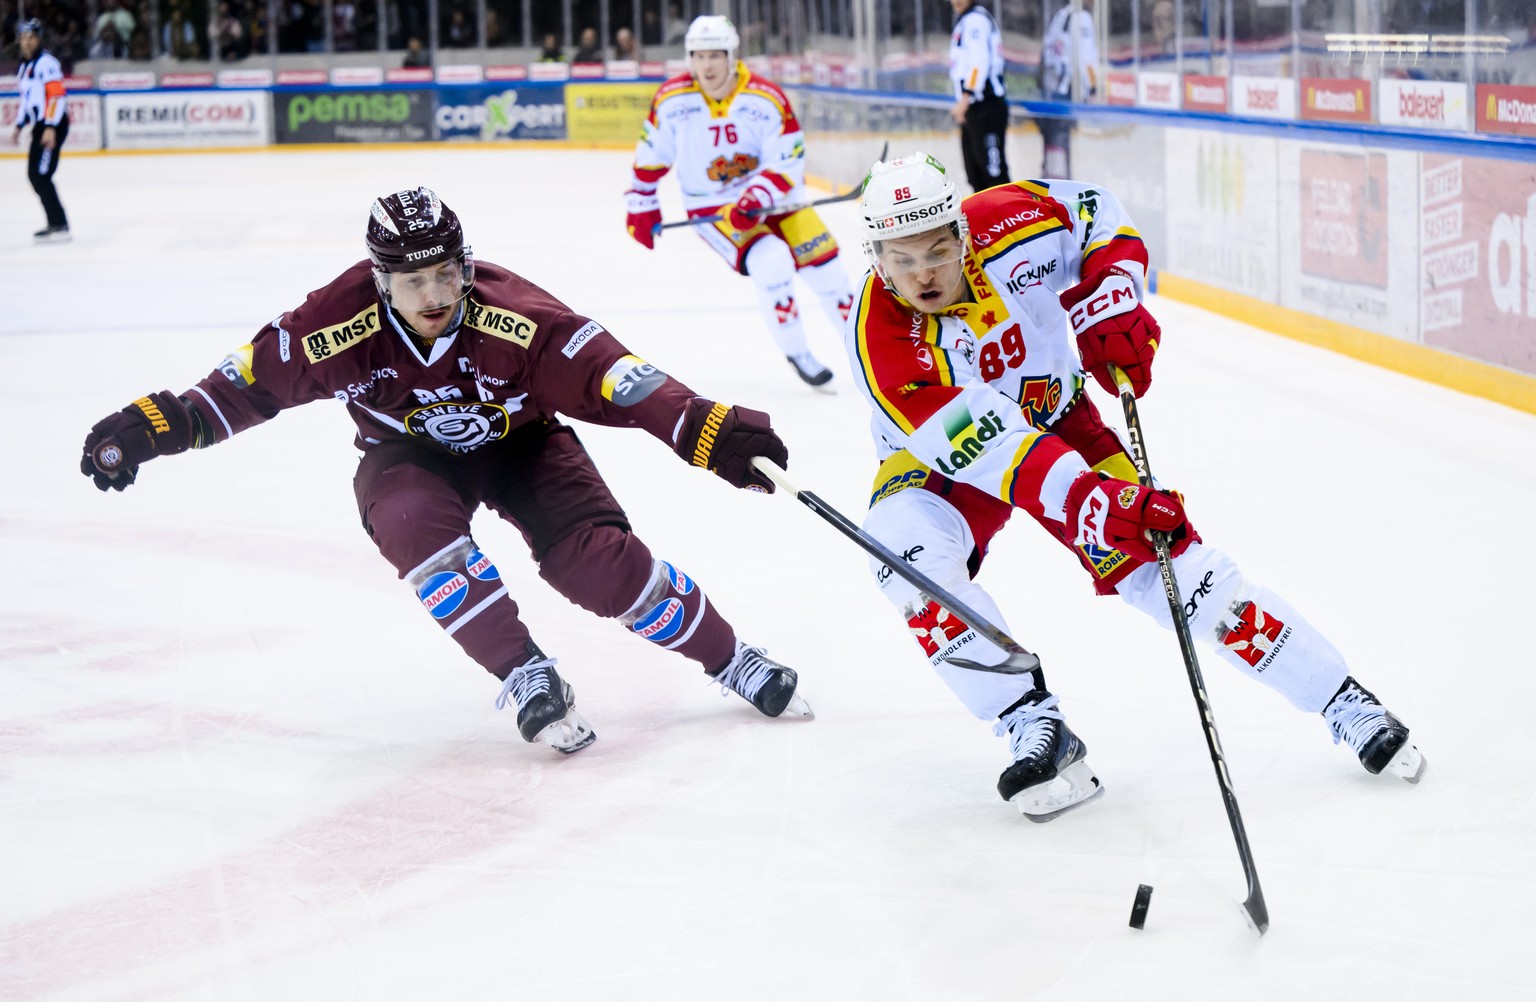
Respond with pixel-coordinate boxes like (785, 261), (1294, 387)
(658, 141), (889, 231)
(1108, 364), (1269, 936)
(750, 457), (1041, 677)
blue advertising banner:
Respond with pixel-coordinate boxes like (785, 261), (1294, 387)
(435, 83), (566, 141)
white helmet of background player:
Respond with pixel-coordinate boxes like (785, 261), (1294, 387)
(859, 152), (969, 289)
(685, 15), (739, 57)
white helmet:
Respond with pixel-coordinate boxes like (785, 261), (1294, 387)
(859, 152), (966, 271)
(685, 15), (740, 56)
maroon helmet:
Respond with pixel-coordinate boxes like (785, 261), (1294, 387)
(365, 186), (466, 272)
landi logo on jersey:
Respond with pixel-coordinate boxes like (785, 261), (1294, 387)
(1220, 601), (1290, 669)
(418, 571), (470, 619)
(933, 407), (1007, 477)
(707, 152), (760, 183)
(303, 305), (379, 363)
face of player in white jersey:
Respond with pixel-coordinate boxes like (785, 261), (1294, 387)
(386, 259), (469, 339)
(690, 50), (737, 101)
(877, 228), (969, 313)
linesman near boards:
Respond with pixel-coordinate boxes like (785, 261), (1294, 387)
(80, 187), (811, 756)
(948, 0), (1010, 193)
(13, 18), (71, 242)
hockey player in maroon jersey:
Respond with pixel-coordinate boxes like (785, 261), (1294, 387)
(846, 154), (1423, 818)
(80, 186), (810, 754)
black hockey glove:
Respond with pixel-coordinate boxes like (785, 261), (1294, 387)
(674, 398), (788, 493)
(80, 391), (198, 491)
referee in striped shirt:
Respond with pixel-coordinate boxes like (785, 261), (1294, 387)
(948, 0), (1010, 193)
(14, 18), (71, 242)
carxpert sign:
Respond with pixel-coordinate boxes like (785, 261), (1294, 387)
(103, 90), (267, 149)
(565, 82), (656, 144)
(274, 90), (432, 144)
(435, 83), (566, 141)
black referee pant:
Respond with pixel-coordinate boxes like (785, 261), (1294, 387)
(959, 96), (1010, 193)
(27, 115), (70, 230)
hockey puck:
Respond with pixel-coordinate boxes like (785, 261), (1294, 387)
(1128, 884), (1154, 929)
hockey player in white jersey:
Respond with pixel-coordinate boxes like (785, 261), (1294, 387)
(624, 15), (854, 389)
(846, 153), (1424, 819)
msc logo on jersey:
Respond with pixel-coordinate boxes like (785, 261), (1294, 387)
(405, 401), (510, 452)
(708, 152), (760, 183)
(304, 305), (380, 363)
(465, 302), (538, 348)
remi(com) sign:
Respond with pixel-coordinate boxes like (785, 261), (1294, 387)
(104, 90), (268, 149)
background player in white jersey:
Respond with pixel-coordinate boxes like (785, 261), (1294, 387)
(624, 15), (854, 389)
(845, 153), (1424, 819)
(13, 19), (71, 242)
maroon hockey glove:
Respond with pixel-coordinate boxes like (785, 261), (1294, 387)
(1064, 471), (1191, 564)
(1061, 266), (1161, 398)
(625, 187), (661, 250)
(674, 398), (789, 493)
(80, 391), (197, 491)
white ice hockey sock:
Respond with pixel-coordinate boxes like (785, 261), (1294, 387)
(797, 258), (856, 328)
(745, 237), (810, 357)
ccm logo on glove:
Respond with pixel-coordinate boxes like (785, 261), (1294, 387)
(1066, 270), (1139, 334)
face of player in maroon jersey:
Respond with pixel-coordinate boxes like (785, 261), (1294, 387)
(385, 259), (468, 339)
(878, 229), (968, 313)
(690, 51), (736, 100)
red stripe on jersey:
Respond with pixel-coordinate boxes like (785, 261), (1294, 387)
(852, 276), (963, 435)
(1082, 233), (1149, 277)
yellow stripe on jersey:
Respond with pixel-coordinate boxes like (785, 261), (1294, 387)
(1014, 180), (1052, 198)
(1085, 225), (1144, 261)
(1000, 431), (1050, 505)
(853, 280), (950, 436)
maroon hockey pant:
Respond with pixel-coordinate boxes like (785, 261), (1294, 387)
(353, 420), (736, 679)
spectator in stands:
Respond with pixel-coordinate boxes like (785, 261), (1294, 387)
(88, 21), (127, 59)
(95, 0), (134, 47)
(484, 9), (504, 48)
(573, 26), (601, 62)
(1149, 0), (1176, 55)
(333, 0), (358, 52)
(402, 34), (431, 67)
(641, 7), (662, 46)
(127, 26), (150, 61)
(445, 7), (472, 48)
(162, 2), (199, 60)
(211, 1), (246, 60)
(539, 32), (563, 61)
(665, 3), (688, 44)
(613, 25), (640, 61)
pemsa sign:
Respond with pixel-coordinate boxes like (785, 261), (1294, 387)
(273, 90), (433, 143)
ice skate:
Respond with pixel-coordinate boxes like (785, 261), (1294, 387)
(711, 642), (813, 718)
(1323, 677), (1425, 783)
(495, 652), (596, 755)
(786, 352), (834, 389)
(33, 225), (71, 244)
(994, 689), (1103, 821)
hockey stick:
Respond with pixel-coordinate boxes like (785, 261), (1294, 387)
(658, 141), (889, 231)
(750, 457), (1041, 677)
(1108, 363), (1269, 936)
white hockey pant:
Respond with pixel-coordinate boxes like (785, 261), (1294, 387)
(866, 489), (1352, 720)
(1114, 543), (1349, 712)
(796, 257), (856, 328)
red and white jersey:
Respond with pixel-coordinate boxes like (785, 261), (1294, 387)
(184, 261), (697, 456)
(846, 179), (1148, 522)
(631, 65), (808, 211)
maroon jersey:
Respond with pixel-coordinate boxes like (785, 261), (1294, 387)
(186, 260), (696, 454)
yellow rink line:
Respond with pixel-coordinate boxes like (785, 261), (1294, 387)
(1155, 271), (1536, 416)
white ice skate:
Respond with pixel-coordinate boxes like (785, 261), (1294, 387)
(994, 690), (1104, 822)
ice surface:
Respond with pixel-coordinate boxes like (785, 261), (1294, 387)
(2, 148), (1533, 1001)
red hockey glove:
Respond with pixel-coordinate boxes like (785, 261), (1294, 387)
(727, 173), (793, 231)
(1061, 266), (1161, 398)
(80, 391), (198, 492)
(1064, 471), (1191, 564)
(674, 398), (789, 493)
(624, 186), (661, 250)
